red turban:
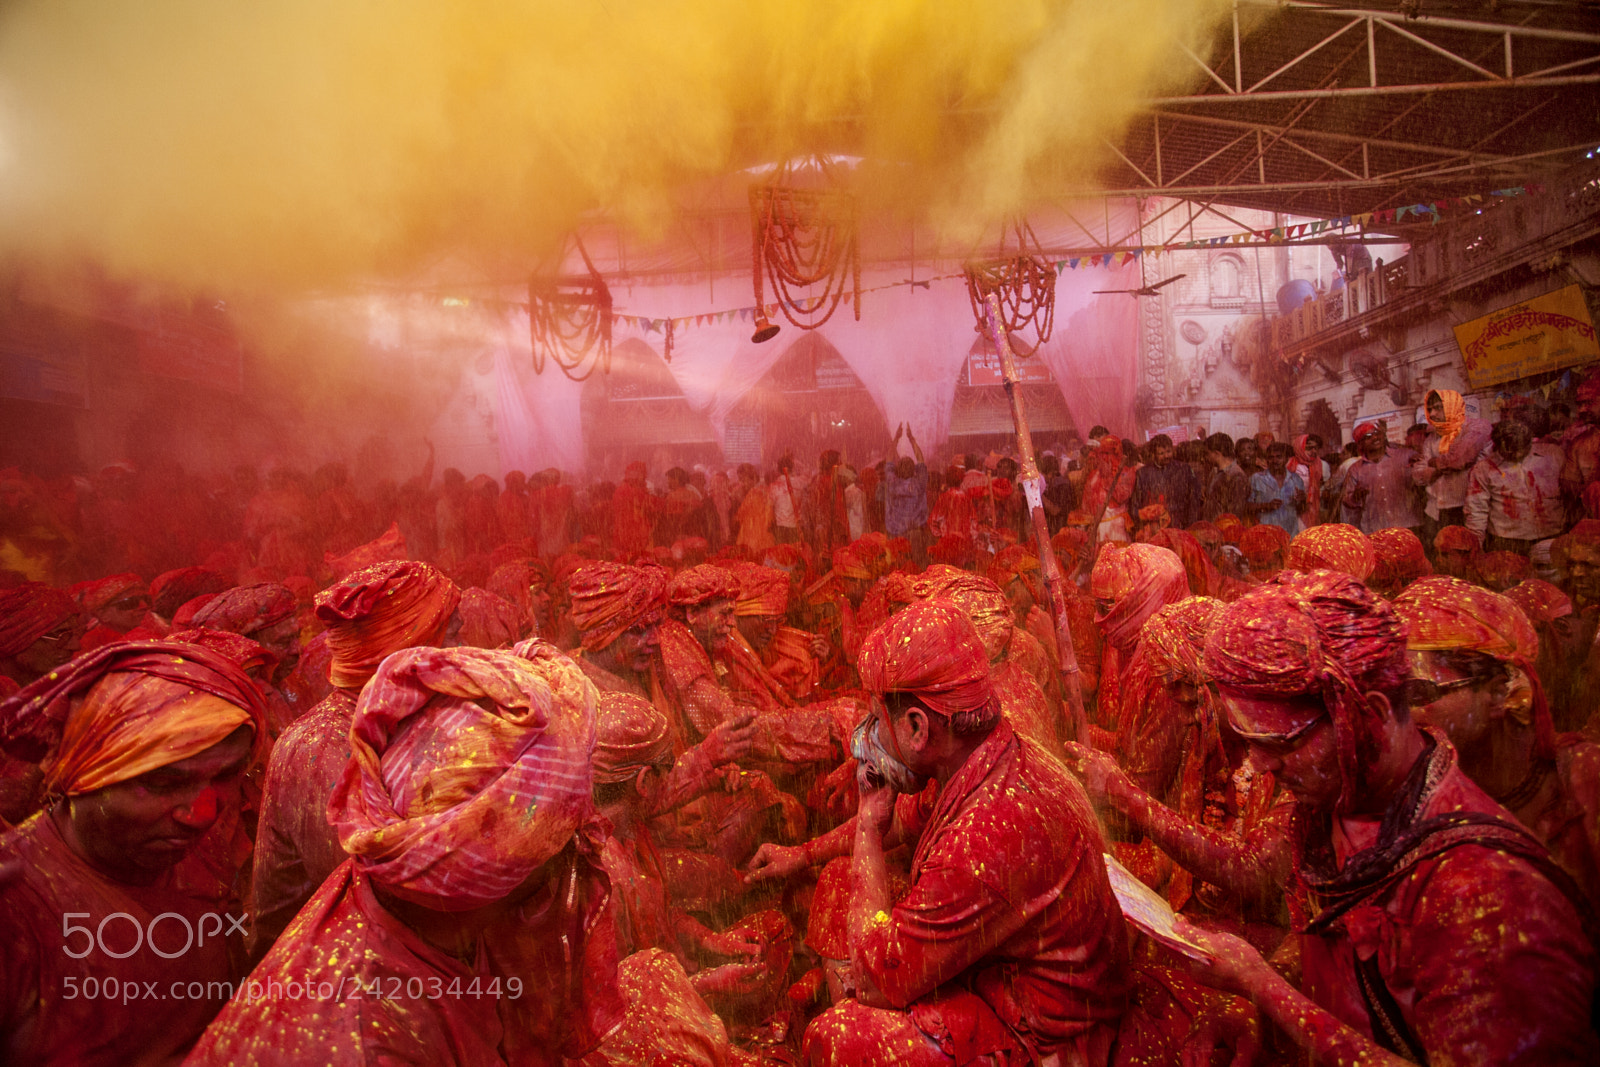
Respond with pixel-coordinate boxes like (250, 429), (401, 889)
(0, 640), (266, 796)
(1472, 550), (1531, 592)
(1352, 421), (1380, 443)
(1239, 524), (1291, 568)
(910, 567), (1014, 662)
(191, 583), (297, 637)
(592, 691), (672, 785)
(1052, 526), (1088, 557)
(0, 583), (78, 659)
(1187, 522), (1223, 553)
(831, 546), (873, 581)
(667, 565), (741, 609)
(323, 521), (408, 581)
(1369, 527), (1432, 592)
(857, 599), (999, 728)
(487, 560), (538, 618)
(761, 544), (809, 573)
(727, 562), (790, 618)
(1137, 503), (1172, 528)
(330, 643), (597, 911)
(1393, 575), (1553, 757)
(149, 567), (229, 619)
(315, 561), (461, 689)
(986, 545), (1042, 604)
(71, 573), (146, 617)
(1140, 596), (1223, 685)
(1433, 525), (1481, 554)
(455, 588), (522, 650)
(929, 534), (975, 568)
(1213, 514), (1244, 544)
(1505, 579), (1572, 624)
(1286, 523), (1375, 581)
(166, 628), (279, 678)
(1205, 571), (1409, 810)
(1091, 543), (1189, 651)
(569, 562), (668, 652)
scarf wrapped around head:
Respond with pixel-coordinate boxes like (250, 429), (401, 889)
(191, 583), (297, 637)
(668, 565), (740, 610)
(0, 640), (266, 797)
(1205, 571), (1409, 812)
(1504, 579), (1572, 624)
(329, 643), (597, 912)
(831, 546), (873, 581)
(1141, 596), (1223, 685)
(910, 566), (1014, 662)
(1214, 514), (1244, 544)
(857, 599), (999, 729)
(986, 545), (1042, 607)
(456, 588), (522, 650)
(1392, 576), (1553, 757)
(315, 561), (461, 689)
(166, 627), (279, 678)
(1187, 521), (1224, 555)
(1427, 389), (1467, 454)
(0, 582), (79, 658)
(1368, 527), (1432, 594)
(71, 573), (146, 618)
(1287, 523), (1375, 581)
(1137, 503), (1172, 530)
(1239, 524), (1291, 568)
(1433, 525), (1481, 555)
(569, 562), (668, 653)
(727, 562), (790, 618)
(1091, 542), (1190, 651)
(593, 691), (672, 785)
(1472, 550), (1531, 592)
(150, 567), (230, 619)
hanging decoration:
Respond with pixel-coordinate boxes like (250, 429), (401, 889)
(749, 157), (862, 343)
(528, 236), (613, 381)
(964, 221), (1057, 349)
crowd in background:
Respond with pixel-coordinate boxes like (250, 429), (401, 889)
(0, 380), (1597, 1064)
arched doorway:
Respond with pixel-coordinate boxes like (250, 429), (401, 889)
(949, 334), (1078, 456)
(725, 332), (891, 470)
(581, 339), (720, 476)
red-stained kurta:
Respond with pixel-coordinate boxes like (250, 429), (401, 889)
(805, 720), (1130, 1066)
(0, 812), (237, 1067)
(609, 483), (656, 557)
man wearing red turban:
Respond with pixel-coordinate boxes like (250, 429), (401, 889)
(1091, 543), (1189, 734)
(1367, 526), (1432, 597)
(1179, 571), (1597, 1064)
(190, 644), (624, 1066)
(73, 572), (165, 651)
(0, 581), (86, 691)
(791, 600), (1130, 1066)
(190, 582), (301, 685)
(1238, 523), (1290, 578)
(1432, 522), (1481, 579)
(451, 586), (524, 650)
(1285, 522), (1375, 581)
(0, 641), (264, 1066)
(248, 560), (460, 956)
(1394, 575), (1600, 904)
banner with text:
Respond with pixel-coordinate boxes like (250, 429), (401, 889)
(1455, 284), (1599, 389)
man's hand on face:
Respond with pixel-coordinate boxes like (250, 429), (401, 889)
(855, 759), (898, 838)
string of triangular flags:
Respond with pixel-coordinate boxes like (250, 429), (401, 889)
(595, 182), (1542, 334)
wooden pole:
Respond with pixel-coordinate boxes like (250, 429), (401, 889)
(980, 293), (1088, 742)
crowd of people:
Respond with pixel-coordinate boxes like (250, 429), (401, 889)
(0, 381), (1598, 1065)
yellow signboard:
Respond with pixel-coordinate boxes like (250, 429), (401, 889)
(1454, 284), (1600, 389)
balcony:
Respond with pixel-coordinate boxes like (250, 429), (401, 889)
(1268, 159), (1600, 362)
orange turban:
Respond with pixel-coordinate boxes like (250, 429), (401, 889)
(455, 587), (523, 649)
(1140, 596), (1223, 685)
(592, 691), (673, 785)
(1433, 525), (1481, 554)
(727, 562), (790, 618)
(1239, 524), (1291, 568)
(986, 545), (1042, 604)
(1137, 503), (1172, 528)
(71, 573), (146, 617)
(831, 546), (873, 581)
(1091, 543), (1190, 651)
(1206, 572), (1409, 810)
(1287, 523), (1375, 581)
(857, 599), (999, 728)
(191, 583), (297, 637)
(330, 642), (597, 911)
(1393, 575), (1553, 757)
(910, 567), (1014, 661)
(1426, 389), (1467, 454)
(315, 561), (461, 689)
(1213, 514), (1244, 544)
(1472, 551), (1531, 592)
(569, 562), (668, 652)
(166, 627), (279, 678)
(1369, 527), (1431, 593)
(0, 582), (78, 659)
(0, 640), (266, 797)
(1505, 579), (1572, 624)
(667, 565), (741, 609)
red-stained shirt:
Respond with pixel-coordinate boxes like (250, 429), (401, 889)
(856, 721), (1130, 1061)
(0, 812), (236, 1067)
(1301, 741), (1597, 1063)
